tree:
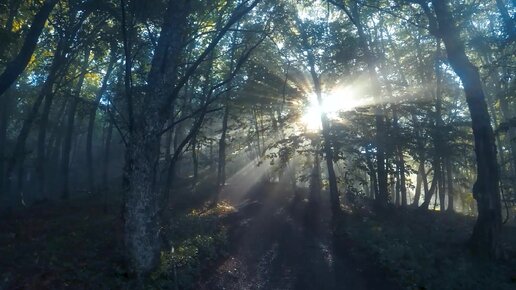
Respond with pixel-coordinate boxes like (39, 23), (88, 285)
(0, 0), (58, 98)
(430, 0), (502, 258)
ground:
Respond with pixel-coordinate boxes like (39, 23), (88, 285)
(0, 170), (515, 289)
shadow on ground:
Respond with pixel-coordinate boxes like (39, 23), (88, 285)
(199, 178), (401, 290)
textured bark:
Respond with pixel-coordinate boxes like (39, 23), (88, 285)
(0, 0), (59, 98)
(121, 0), (188, 274)
(122, 0), (259, 276)
(432, 0), (502, 258)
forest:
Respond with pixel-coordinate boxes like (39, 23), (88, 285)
(0, 0), (515, 289)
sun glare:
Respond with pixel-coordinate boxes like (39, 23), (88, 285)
(300, 86), (361, 131)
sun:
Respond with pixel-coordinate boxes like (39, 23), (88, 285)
(300, 86), (359, 131)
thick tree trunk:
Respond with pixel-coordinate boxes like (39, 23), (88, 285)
(432, 0), (502, 258)
(123, 0), (188, 277)
(121, 0), (258, 277)
(123, 128), (161, 277)
(0, 0), (59, 98)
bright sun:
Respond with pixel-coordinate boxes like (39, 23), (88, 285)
(300, 86), (360, 131)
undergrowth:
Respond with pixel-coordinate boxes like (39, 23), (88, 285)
(337, 204), (516, 290)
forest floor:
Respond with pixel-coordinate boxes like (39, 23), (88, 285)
(334, 201), (516, 290)
(198, 180), (400, 290)
(0, 172), (515, 289)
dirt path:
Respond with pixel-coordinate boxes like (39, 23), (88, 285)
(200, 166), (400, 290)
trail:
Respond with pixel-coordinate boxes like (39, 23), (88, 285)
(199, 162), (400, 290)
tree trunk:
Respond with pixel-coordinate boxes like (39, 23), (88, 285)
(446, 159), (454, 212)
(438, 160), (446, 211)
(61, 50), (90, 199)
(399, 151), (407, 207)
(35, 41), (66, 199)
(420, 166), (438, 210)
(5, 85), (47, 194)
(412, 161), (425, 207)
(432, 0), (502, 258)
(191, 137), (198, 182)
(307, 63), (340, 216)
(0, 89), (12, 195)
(123, 128), (162, 277)
(121, 0), (258, 277)
(86, 50), (116, 194)
(217, 105), (229, 188)
(102, 119), (113, 192)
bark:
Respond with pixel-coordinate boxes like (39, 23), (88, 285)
(0, 0), (59, 98)
(432, 0), (502, 258)
(122, 0), (259, 277)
